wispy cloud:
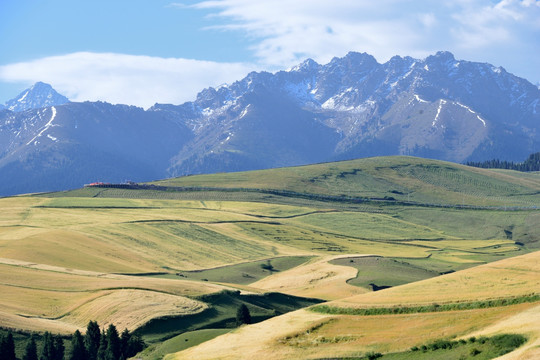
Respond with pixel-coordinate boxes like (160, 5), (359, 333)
(0, 52), (255, 108)
(166, 2), (189, 9)
(192, 0), (540, 81)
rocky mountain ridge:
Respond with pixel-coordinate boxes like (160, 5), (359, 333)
(2, 82), (70, 112)
(151, 51), (539, 175)
(0, 51), (538, 196)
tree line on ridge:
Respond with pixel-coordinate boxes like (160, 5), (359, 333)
(0, 321), (145, 360)
(466, 152), (540, 171)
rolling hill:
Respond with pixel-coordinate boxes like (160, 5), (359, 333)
(0, 156), (539, 359)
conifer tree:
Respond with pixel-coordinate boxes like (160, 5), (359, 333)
(0, 331), (17, 360)
(40, 332), (55, 360)
(23, 336), (39, 360)
(69, 330), (87, 360)
(104, 325), (120, 360)
(96, 331), (107, 360)
(125, 334), (144, 358)
(84, 321), (101, 360)
(119, 329), (130, 359)
(236, 304), (252, 325)
(53, 336), (64, 360)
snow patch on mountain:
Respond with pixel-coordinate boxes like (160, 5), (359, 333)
(414, 94), (428, 103)
(201, 107), (214, 117)
(18, 91), (29, 103)
(433, 99), (447, 127)
(455, 102), (486, 127)
(26, 106), (58, 145)
(239, 104), (251, 118)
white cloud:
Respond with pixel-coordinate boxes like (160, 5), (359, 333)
(0, 52), (255, 108)
(418, 13), (437, 28)
(193, 0), (432, 65)
(192, 0), (540, 82)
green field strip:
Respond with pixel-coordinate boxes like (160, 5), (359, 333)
(139, 328), (232, 360)
(170, 256), (313, 285)
(311, 294), (540, 316)
(330, 256), (441, 289)
(42, 184), (540, 210)
(359, 334), (528, 360)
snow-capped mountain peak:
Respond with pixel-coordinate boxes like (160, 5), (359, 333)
(4, 82), (69, 112)
(289, 58), (320, 72)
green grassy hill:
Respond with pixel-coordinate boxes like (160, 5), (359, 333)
(149, 156), (540, 207)
(47, 156), (540, 208)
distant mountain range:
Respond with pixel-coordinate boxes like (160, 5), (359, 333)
(0, 51), (539, 196)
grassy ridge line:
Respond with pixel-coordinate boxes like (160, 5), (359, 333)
(45, 156), (540, 207)
(311, 294), (540, 316)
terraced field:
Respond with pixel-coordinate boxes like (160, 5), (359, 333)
(1, 156), (539, 359)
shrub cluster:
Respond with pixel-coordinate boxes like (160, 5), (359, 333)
(410, 334), (527, 356)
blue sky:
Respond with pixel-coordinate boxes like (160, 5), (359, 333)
(1, 0), (539, 108)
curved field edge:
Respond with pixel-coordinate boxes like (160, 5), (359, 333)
(0, 260), (229, 334)
(248, 255), (371, 300)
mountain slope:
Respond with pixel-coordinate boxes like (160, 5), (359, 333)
(0, 102), (193, 195)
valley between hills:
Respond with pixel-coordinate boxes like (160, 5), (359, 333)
(1, 156), (539, 359)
